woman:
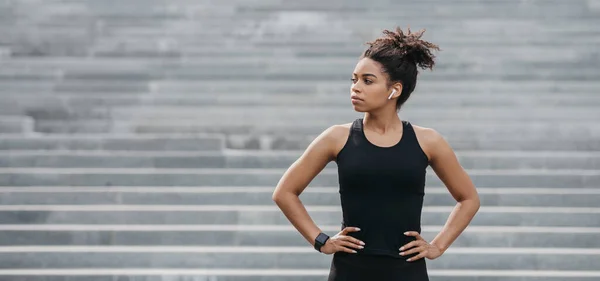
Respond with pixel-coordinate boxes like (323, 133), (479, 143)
(272, 27), (481, 281)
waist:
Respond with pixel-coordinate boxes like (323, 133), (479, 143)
(341, 222), (421, 258)
(333, 251), (427, 267)
(340, 200), (423, 231)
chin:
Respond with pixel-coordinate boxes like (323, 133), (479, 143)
(352, 105), (367, 113)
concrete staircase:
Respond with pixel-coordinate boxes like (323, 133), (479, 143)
(1, 0), (600, 280)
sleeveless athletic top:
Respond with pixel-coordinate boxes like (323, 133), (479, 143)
(335, 118), (430, 258)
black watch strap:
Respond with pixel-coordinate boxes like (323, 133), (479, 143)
(313, 233), (330, 252)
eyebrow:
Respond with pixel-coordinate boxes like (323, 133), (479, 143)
(353, 73), (378, 79)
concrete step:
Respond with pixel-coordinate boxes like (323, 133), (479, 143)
(0, 224), (597, 248)
(2, 48), (596, 71)
(53, 80), (151, 93)
(156, 2), (600, 17)
(235, 0), (590, 14)
(3, 101), (600, 126)
(0, 81), (56, 94)
(0, 68), (61, 80)
(4, 93), (600, 109)
(87, 47), (597, 64)
(2, 65), (599, 89)
(106, 21), (600, 41)
(100, 24), (600, 43)
(0, 270), (598, 281)
(56, 16), (600, 47)
(0, 150), (599, 170)
(91, 20), (598, 41)
(0, 135), (224, 151)
(222, 133), (600, 151)
(0, 186), (595, 207)
(0, 205), (598, 227)
(0, 96), (72, 119)
(0, 117), (32, 134)
(31, 120), (600, 140)
(5, 79), (590, 95)
(91, 38), (600, 59)
(4, 134), (593, 152)
(0, 168), (598, 188)
(0, 246), (598, 270)
(3, 0), (591, 20)
(150, 80), (600, 95)
(31, 64), (596, 81)
(0, 272), (597, 281)
(83, 5), (594, 27)
(98, 27), (600, 54)
(3, 52), (597, 81)
(7, 63), (588, 82)
(94, 106), (600, 122)
(29, 118), (600, 135)
(6, 96), (600, 120)
(0, 82), (565, 97)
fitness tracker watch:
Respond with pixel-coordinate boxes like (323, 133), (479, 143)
(313, 232), (330, 252)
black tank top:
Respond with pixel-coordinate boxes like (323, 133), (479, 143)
(335, 118), (430, 258)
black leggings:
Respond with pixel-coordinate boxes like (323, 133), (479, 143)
(328, 252), (429, 281)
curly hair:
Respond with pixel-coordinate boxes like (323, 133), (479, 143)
(361, 27), (440, 110)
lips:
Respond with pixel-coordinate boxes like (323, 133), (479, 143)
(351, 95), (363, 101)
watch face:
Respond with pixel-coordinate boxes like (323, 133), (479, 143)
(315, 233), (328, 251)
(317, 233), (328, 244)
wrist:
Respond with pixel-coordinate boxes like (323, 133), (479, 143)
(313, 232), (330, 252)
(430, 241), (447, 253)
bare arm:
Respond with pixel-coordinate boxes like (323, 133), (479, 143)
(426, 130), (481, 253)
(401, 128), (480, 261)
(271, 125), (344, 246)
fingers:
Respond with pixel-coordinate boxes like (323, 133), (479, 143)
(334, 242), (359, 254)
(337, 227), (365, 252)
(400, 231), (429, 261)
(328, 227), (365, 254)
(330, 235), (364, 254)
(404, 231), (424, 241)
(407, 251), (427, 262)
(342, 235), (365, 247)
(400, 245), (425, 257)
(340, 227), (361, 235)
(399, 240), (425, 252)
(339, 240), (364, 251)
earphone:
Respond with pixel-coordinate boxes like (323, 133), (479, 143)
(388, 89), (396, 100)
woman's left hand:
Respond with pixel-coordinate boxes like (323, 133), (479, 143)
(399, 231), (444, 262)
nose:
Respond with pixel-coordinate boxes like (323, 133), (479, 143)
(351, 82), (361, 94)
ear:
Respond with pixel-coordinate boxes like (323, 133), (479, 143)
(389, 83), (403, 99)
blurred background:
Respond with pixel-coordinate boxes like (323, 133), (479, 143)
(0, 0), (599, 280)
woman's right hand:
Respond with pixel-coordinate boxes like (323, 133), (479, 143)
(320, 227), (365, 255)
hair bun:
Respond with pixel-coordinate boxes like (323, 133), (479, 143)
(378, 27), (440, 70)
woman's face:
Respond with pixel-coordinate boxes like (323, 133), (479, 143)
(350, 58), (398, 112)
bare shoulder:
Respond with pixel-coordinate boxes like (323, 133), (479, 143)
(412, 124), (445, 144)
(298, 122), (353, 162)
(321, 123), (352, 158)
(326, 123), (352, 139)
(411, 124), (448, 161)
(272, 122), (353, 197)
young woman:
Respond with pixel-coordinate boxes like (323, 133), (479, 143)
(272, 27), (481, 281)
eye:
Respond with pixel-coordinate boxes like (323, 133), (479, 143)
(364, 79), (373, 85)
(350, 78), (358, 83)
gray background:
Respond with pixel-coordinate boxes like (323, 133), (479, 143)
(0, 0), (599, 280)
